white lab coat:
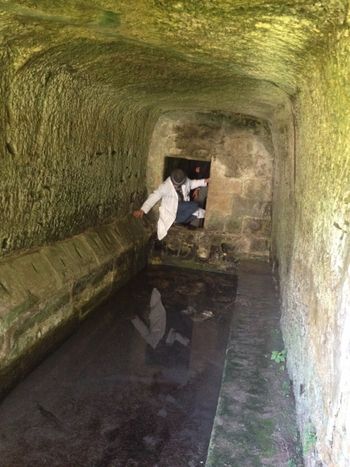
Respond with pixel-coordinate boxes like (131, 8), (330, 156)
(141, 177), (207, 240)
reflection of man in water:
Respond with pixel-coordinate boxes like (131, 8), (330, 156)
(133, 169), (209, 240)
(131, 288), (192, 372)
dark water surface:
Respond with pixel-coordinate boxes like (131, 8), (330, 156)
(0, 266), (237, 467)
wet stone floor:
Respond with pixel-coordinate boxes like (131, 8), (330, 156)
(0, 266), (237, 467)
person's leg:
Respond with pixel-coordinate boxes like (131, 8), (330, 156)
(175, 201), (199, 224)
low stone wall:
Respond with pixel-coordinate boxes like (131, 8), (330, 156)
(149, 225), (240, 273)
(0, 217), (150, 398)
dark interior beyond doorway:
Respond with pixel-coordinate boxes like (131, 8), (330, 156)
(164, 157), (210, 184)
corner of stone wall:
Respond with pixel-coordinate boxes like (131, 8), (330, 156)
(0, 216), (151, 399)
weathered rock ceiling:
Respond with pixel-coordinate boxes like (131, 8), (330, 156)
(0, 0), (348, 117)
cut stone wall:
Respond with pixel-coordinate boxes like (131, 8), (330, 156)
(273, 28), (350, 467)
(148, 111), (274, 259)
(0, 217), (150, 399)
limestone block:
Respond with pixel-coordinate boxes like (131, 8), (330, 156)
(209, 178), (242, 197)
(243, 178), (271, 201)
(83, 227), (122, 265)
(0, 264), (32, 319)
(206, 212), (226, 231)
(232, 236), (251, 255)
(206, 193), (232, 215)
(221, 143), (254, 177)
(42, 242), (92, 285)
(231, 195), (268, 218)
(114, 218), (143, 249)
(196, 242), (211, 260)
(242, 217), (271, 236)
(224, 217), (243, 234)
(250, 237), (270, 255)
(113, 253), (134, 287)
(7, 291), (72, 364)
(254, 151), (273, 178)
(72, 262), (114, 320)
(0, 255), (73, 367)
(4, 251), (64, 301)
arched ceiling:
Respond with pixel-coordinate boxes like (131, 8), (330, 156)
(0, 0), (347, 118)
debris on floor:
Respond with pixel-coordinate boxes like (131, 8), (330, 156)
(157, 408), (168, 418)
(181, 306), (215, 322)
(192, 310), (214, 322)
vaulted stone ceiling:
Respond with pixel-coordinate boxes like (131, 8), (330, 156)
(1, 0), (347, 118)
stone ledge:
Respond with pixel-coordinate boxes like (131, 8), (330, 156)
(206, 260), (302, 466)
(0, 217), (150, 399)
(148, 225), (269, 274)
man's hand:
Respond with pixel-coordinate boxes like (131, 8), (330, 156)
(205, 178), (210, 184)
(192, 188), (200, 200)
(132, 209), (144, 219)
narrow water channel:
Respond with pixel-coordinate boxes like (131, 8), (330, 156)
(0, 266), (237, 467)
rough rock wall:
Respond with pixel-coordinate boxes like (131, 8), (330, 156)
(0, 45), (155, 394)
(271, 101), (297, 278)
(274, 28), (350, 466)
(0, 46), (155, 257)
(148, 112), (273, 259)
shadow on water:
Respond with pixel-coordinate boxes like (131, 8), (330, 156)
(0, 266), (237, 467)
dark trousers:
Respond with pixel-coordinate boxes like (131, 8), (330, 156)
(175, 201), (199, 224)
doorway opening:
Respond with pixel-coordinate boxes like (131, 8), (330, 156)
(164, 157), (211, 228)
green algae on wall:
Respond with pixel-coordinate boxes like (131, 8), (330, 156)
(274, 25), (350, 467)
(0, 42), (158, 257)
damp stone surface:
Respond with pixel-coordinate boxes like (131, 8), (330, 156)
(0, 2), (349, 465)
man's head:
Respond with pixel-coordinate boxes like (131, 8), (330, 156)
(170, 169), (186, 187)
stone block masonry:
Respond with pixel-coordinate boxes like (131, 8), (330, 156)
(0, 217), (150, 399)
(148, 112), (273, 260)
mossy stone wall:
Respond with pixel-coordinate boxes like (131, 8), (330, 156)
(273, 28), (350, 466)
(0, 46), (156, 257)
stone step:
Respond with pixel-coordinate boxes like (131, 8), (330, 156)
(148, 225), (239, 274)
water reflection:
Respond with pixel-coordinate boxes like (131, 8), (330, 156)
(0, 266), (237, 467)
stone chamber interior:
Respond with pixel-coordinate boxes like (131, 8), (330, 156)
(0, 1), (349, 466)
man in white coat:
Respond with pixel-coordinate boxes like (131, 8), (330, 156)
(133, 169), (209, 240)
